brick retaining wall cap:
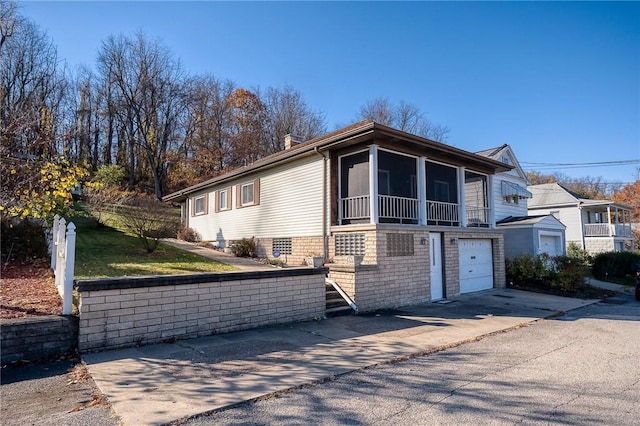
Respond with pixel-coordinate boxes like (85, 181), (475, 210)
(76, 267), (328, 292)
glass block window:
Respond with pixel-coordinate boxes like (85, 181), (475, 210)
(386, 233), (414, 257)
(335, 233), (365, 256)
(272, 238), (292, 255)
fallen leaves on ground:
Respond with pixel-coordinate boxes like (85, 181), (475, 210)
(0, 258), (62, 319)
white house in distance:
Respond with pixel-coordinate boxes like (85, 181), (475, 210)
(164, 120), (514, 311)
(527, 182), (634, 254)
(476, 144), (566, 258)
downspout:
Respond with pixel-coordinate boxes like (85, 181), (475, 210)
(579, 203), (586, 250)
(314, 147), (329, 260)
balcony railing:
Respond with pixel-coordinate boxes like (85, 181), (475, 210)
(584, 223), (633, 237)
(466, 206), (490, 227)
(427, 200), (459, 226)
(379, 195), (419, 220)
(341, 195), (370, 220)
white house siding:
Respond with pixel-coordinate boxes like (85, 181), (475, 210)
(494, 175), (529, 221)
(528, 205), (583, 247)
(188, 156), (325, 243)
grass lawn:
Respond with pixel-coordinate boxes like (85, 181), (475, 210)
(71, 206), (236, 279)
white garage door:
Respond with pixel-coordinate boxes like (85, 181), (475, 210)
(459, 239), (494, 294)
(540, 235), (561, 257)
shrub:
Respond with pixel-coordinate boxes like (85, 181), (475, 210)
(231, 237), (257, 258)
(550, 255), (588, 292)
(176, 226), (201, 242)
(115, 194), (180, 253)
(566, 242), (591, 266)
(0, 217), (48, 260)
(505, 253), (552, 286)
(592, 251), (640, 281)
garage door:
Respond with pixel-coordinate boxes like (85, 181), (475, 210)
(459, 239), (494, 293)
(540, 235), (561, 257)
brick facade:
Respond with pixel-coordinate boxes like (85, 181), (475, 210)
(327, 225), (506, 312)
(76, 269), (326, 353)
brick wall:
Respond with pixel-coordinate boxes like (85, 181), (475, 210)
(584, 238), (615, 255)
(76, 268), (326, 353)
(327, 226), (506, 312)
(257, 236), (326, 266)
(1, 316), (78, 364)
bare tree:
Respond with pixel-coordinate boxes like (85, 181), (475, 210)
(356, 97), (449, 142)
(97, 32), (188, 199)
(1, 5), (66, 158)
(260, 85), (326, 153)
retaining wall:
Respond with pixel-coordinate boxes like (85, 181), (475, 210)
(1, 315), (78, 365)
(76, 268), (327, 353)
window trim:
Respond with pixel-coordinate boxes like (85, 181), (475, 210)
(236, 179), (260, 208)
(215, 187), (231, 212)
(192, 194), (208, 216)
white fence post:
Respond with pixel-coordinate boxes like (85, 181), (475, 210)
(63, 222), (76, 315)
(51, 214), (60, 270)
(50, 217), (76, 315)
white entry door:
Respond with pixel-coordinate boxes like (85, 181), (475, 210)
(430, 233), (444, 300)
(459, 239), (494, 294)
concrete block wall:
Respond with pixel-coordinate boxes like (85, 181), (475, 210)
(584, 238), (615, 255)
(76, 268), (326, 353)
(1, 316), (78, 364)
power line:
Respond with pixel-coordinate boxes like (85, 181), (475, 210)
(521, 159), (639, 169)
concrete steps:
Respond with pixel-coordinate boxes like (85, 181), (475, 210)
(325, 284), (353, 317)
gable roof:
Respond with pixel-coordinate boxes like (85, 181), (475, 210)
(527, 182), (631, 209)
(164, 120), (513, 202)
(496, 214), (565, 229)
(476, 144), (528, 181)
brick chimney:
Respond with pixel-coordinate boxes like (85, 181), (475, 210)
(284, 134), (301, 150)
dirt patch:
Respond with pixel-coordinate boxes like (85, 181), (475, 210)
(0, 258), (62, 319)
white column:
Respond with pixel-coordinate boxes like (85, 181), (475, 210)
(458, 167), (466, 227)
(487, 174), (495, 228)
(607, 205), (612, 236)
(418, 157), (427, 225)
(369, 145), (379, 224)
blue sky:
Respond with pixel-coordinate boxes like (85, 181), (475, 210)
(19, 1), (640, 185)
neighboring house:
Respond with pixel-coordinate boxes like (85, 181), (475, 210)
(527, 182), (634, 254)
(476, 145), (566, 258)
(164, 120), (514, 311)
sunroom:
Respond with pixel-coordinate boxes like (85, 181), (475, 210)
(338, 146), (492, 228)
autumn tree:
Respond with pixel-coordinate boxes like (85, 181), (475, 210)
(356, 97), (449, 142)
(526, 171), (622, 199)
(612, 180), (640, 221)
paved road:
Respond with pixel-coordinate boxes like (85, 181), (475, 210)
(179, 294), (640, 426)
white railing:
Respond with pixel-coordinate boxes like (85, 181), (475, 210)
(379, 195), (419, 220)
(427, 200), (459, 225)
(340, 195), (370, 220)
(584, 223), (633, 237)
(50, 215), (76, 315)
(466, 206), (490, 227)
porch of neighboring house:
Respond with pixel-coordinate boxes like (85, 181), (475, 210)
(337, 146), (492, 228)
(582, 204), (634, 251)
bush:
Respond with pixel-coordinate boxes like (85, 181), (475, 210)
(592, 251), (640, 281)
(176, 226), (201, 242)
(551, 255), (588, 292)
(231, 237), (257, 258)
(115, 194), (180, 253)
(0, 217), (48, 261)
(505, 251), (588, 294)
(505, 253), (552, 286)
